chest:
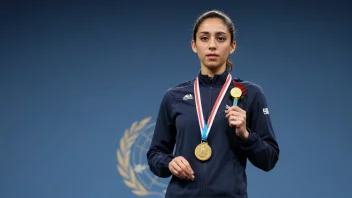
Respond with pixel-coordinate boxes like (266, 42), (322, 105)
(171, 86), (249, 135)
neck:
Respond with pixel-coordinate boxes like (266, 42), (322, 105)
(200, 64), (227, 77)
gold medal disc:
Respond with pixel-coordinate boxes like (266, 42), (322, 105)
(194, 142), (212, 161)
(230, 87), (242, 99)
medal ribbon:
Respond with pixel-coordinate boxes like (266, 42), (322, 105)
(194, 73), (232, 141)
(233, 83), (238, 106)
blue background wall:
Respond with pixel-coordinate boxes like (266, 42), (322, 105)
(1, 0), (351, 197)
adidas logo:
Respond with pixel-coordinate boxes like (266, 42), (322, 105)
(183, 94), (193, 100)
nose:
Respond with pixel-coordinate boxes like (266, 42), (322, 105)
(208, 38), (216, 50)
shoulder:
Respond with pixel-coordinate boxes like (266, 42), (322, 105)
(166, 79), (194, 95)
(161, 79), (195, 102)
(168, 79), (194, 91)
(233, 78), (264, 95)
(232, 77), (268, 103)
(233, 78), (271, 113)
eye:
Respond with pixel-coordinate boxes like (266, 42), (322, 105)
(217, 37), (226, 41)
(200, 37), (208, 41)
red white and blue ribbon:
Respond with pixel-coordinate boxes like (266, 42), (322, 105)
(194, 74), (232, 141)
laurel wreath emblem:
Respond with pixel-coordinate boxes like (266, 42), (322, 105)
(116, 117), (152, 196)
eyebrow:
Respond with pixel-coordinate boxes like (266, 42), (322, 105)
(199, 31), (227, 35)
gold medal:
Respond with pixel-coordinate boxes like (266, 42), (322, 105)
(194, 141), (212, 161)
(230, 87), (242, 100)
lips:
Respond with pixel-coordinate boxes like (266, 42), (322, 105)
(206, 54), (219, 60)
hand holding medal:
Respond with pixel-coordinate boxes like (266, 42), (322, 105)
(226, 82), (249, 140)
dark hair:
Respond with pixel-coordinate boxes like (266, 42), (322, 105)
(192, 10), (236, 71)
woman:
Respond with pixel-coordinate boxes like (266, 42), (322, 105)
(147, 10), (279, 198)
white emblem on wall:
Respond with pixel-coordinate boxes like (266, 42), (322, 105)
(116, 117), (169, 197)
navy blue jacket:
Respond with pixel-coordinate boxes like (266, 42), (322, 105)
(147, 70), (279, 198)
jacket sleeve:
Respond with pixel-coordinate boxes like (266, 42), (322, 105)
(240, 85), (280, 172)
(146, 91), (176, 178)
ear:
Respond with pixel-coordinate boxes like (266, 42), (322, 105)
(191, 40), (197, 53)
(230, 41), (236, 54)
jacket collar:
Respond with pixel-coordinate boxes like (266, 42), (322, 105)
(197, 69), (230, 86)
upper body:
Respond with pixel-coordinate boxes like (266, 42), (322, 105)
(147, 70), (279, 197)
(146, 10), (280, 198)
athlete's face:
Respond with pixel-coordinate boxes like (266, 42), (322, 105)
(192, 18), (236, 70)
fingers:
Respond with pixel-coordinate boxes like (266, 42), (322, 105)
(179, 157), (195, 179)
(227, 112), (245, 121)
(225, 110), (245, 121)
(225, 106), (246, 128)
(175, 160), (192, 179)
(170, 161), (186, 179)
(225, 110), (241, 118)
(228, 119), (243, 128)
(169, 157), (195, 180)
(225, 106), (245, 115)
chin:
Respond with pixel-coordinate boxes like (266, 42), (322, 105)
(204, 63), (223, 70)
